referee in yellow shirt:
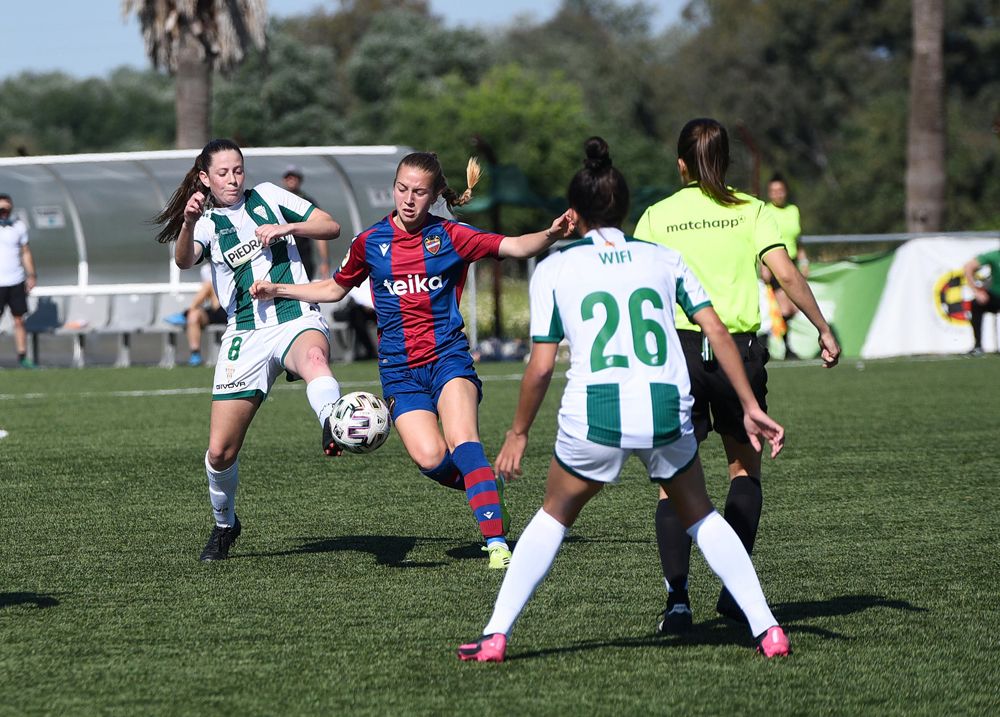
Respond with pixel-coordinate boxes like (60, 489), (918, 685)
(634, 118), (840, 633)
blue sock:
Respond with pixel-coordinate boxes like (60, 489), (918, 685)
(453, 442), (504, 540)
(419, 451), (465, 490)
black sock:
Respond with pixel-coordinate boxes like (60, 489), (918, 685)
(718, 475), (763, 616)
(723, 475), (763, 554)
(655, 497), (691, 601)
(17, 352), (26, 361)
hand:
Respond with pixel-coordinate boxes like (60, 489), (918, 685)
(546, 210), (576, 240)
(818, 330), (841, 368)
(494, 429), (528, 481)
(255, 223), (290, 247)
(25, 276), (36, 293)
(183, 192), (207, 226)
(250, 280), (279, 300)
(743, 406), (784, 459)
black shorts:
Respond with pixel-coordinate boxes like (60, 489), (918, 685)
(0, 282), (28, 317)
(678, 330), (769, 444)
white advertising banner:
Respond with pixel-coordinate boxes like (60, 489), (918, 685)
(861, 237), (1000, 358)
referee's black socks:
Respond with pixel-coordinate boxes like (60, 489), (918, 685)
(717, 475), (763, 622)
(655, 497), (691, 599)
(723, 475), (762, 554)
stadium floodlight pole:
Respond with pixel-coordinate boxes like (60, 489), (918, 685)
(472, 134), (503, 340)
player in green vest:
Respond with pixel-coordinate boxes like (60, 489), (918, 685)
(763, 174), (809, 359)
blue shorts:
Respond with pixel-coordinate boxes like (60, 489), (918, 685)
(379, 352), (483, 420)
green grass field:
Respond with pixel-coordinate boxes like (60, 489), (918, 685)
(1, 356), (999, 715)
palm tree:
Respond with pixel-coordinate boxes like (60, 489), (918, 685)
(905, 0), (946, 232)
(122, 0), (267, 149)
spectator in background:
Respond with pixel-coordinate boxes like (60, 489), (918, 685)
(0, 193), (37, 368)
(283, 165), (330, 280)
(164, 264), (228, 366)
(964, 249), (1000, 355)
(762, 174), (809, 359)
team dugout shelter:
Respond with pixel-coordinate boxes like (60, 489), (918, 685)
(0, 146), (442, 367)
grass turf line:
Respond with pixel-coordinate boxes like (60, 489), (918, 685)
(0, 357), (998, 715)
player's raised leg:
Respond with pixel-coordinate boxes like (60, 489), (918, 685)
(283, 327), (342, 456)
(201, 397), (260, 561)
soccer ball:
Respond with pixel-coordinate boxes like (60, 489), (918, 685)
(329, 391), (391, 454)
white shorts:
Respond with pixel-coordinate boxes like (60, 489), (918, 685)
(212, 311), (330, 401)
(553, 427), (698, 484)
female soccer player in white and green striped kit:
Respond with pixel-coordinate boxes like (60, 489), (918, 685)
(457, 137), (791, 662)
(154, 139), (345, 562)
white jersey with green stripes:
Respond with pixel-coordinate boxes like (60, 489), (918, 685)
(193, 182), (317, 331)
(529, 227), (712, 449)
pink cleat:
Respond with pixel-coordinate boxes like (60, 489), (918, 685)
(457, 633), (507, 662)
(756, 625), (791, 658)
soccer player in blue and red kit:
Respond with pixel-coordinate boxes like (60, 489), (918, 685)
(251, 151), (574, 568)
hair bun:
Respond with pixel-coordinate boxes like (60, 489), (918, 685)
(583, 136), (612, 171)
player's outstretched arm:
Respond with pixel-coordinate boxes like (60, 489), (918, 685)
(763, 247), (840, 367)
(495, 342), (559, 480)
(497, 210), (575, 259)
(693, 306), (785, 458)
(250, 277), (348, 304)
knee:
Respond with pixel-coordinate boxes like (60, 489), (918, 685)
(206, 444), (239, 470)
(410, 443), (447, 472)
(303, 344), (330, 370)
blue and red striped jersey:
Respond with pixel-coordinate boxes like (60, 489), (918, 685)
(334, 213), (504, 368)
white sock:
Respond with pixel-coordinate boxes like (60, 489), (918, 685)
(205, 451), (238, 528)
(687, 511), (777, 636)
(483, 509), (567, 637)
(306, 375), (341, 426)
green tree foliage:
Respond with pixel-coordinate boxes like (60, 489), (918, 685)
(387, 64), (590, 233)
(0, 69), (173, 155)
(213, 24), (344, 146)
(2, 0), (999, 234)
(345, 8), (491, 140)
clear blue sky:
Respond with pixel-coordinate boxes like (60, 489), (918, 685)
(0, 1), (685, 80)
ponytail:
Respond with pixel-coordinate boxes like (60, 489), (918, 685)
(677, 118), (746, 207)
(152, 138), (242, 243)
(397, 152), (481, 211)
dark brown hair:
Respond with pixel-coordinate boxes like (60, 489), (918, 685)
(153, 138), (244, 244)
(677, 118), (745, 206)
(567, 137), (630, 229)
(396, 152), (481, 210)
